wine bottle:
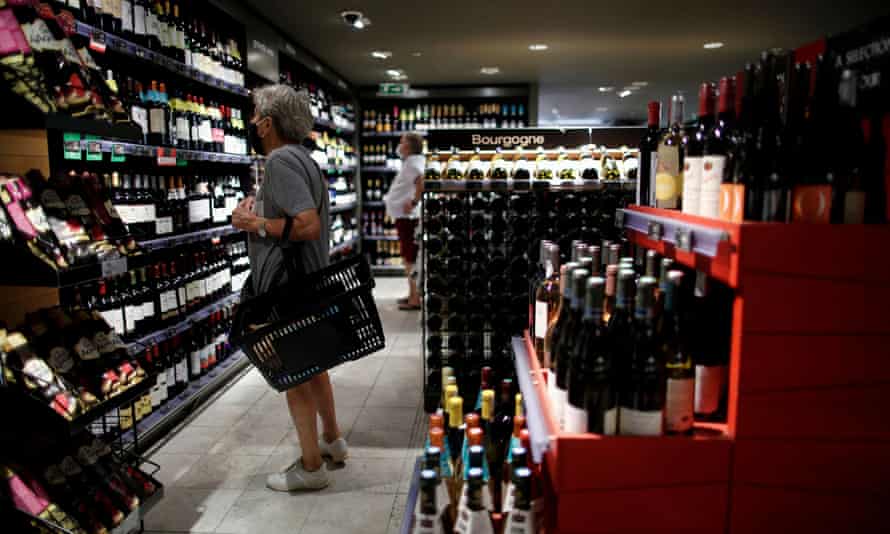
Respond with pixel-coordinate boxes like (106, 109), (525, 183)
(415, 469), (447, 534)
(700, 77), (736, 219)
(532, 243), (560, 361)
(683, 83), (715, 216)
(662, 270), (693, 435)
(455, 467), (494, 534)
(503, 467), (536, 534)
(655, 94), (685, 209)
(553, 268), (589, 432)
(571, 277), (616, 434)
(691, 272), (731, 422)
(446, 148), (464, 180)
(619, 276), (664, 436)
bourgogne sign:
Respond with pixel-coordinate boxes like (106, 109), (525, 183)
(427, 129), (591, 150)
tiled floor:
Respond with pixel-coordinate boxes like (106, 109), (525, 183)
(144, 277), (422, 534)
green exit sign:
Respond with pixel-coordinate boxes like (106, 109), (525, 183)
(378, 83), (409, 95)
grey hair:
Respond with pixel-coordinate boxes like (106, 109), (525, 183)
(402, 132), (424, 155)
(252, 84), (313, 142)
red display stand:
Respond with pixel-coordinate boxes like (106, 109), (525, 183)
(516, 206), (890, 534)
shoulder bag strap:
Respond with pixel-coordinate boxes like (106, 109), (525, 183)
(278, 146), (326, 283)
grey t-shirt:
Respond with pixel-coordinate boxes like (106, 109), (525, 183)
(249, 144), (330, 295)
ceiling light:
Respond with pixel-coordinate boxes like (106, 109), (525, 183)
(598, 86), (614, 93)
(631, 81), (648, 87)
(551, 107), (560, 116)
(622, 86), (639, 92)
(596, 107), (609, 112)
(529, 43), (549, 51)
(411, 52), (423, 57)
(385, 69), (407, 80)
(618, 90), (633, 98)
(703, 41), (724, 50)
(480, 66), (500, 75)
(371, 50), (392, 60)
(340, 10), (371, 30)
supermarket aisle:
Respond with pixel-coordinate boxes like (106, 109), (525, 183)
(144, 277), (422, 534)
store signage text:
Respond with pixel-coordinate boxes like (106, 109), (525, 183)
(471, 134), (546, 148)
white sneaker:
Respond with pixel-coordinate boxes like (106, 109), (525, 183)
(319, 437), (348, 463)
(266, 459), (329, 492)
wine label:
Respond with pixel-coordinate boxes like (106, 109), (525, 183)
(142, 299), (155, 322)
(200, 119), (213, 143)
(618, 407), (663, 436)
(504, 508), (534, 534)
(603, 407), (618, 436)
(177, 358), (190, 383)
(700, 156), (725, 218)
(73, 337), (100, 361)
(563, 403), (587, 433)
(124, 303), (140, 333)
(791, 185), (833, 223)
(166, 365), (176, 393)
(47, 346), (75, 374)
(534, 301), (548, 339)
(100, 308), (125, 336)
(156, 216), (174, 235)
(121, 0), (133, 32)
(655, 145), (680, 208)
(190, 350), (201, 377)
(189, 198), (211, 223)
(844, 191), (866, 224)
(694, 364), (726, 415)
(665, 377), (695, 433)
(116, 204), (145, 225)
(149, 108), (167, 134)
(151, 382), (163, 408)
(682, 156), (703, 215)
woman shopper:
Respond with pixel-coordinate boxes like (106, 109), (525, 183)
(383, 132), (425, 310)
(231, 84), (346, 491)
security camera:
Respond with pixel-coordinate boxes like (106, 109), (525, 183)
(340, 10), (369, 29)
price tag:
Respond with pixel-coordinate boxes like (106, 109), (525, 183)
(110, 143), (126, 162)
(85, 137), (103, 161)
(135, 47), (147, 60)
(155, 217), (174, 235)
(647, 221), (663, 241)
(157, 148), (177, 166)
(89, 28), (106, 53)
(63, 132), (82, 160)
(675, 227), (693, 251)
(101, 257), (127, 278)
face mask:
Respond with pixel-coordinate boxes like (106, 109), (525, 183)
(248, 119), (266, 156)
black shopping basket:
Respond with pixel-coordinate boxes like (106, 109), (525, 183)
(229, 247), (386, 392)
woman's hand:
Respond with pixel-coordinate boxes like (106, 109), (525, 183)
(238, 196), (256, 212)
(232, 205), (259, 232)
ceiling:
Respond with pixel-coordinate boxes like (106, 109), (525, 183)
(248, 0), (889, 123)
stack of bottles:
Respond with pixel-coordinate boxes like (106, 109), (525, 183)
(363, 102), (528, 132)
(639, 49), (886, 224)
(361, 142), (401, 169)
(279, 76), (356, 132)
(414, 367), (541, 534)
(363, 211), (396, 237)
(0, 171), (139, 271)
(1, 436), (159, 533)
(531, 239), (732, 436)
(0, 307), (150, 422)
(424, 147), (637, 182)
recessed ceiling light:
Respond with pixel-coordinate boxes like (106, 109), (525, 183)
(412, 51), (422, 57)
(618, 90), (633, 98)
(622, 86), (640, 92)
(703, 41), (724, 50)
(596, 107), (609, 112)
(385, 69), (407, 80)
(371, 50), (392, 60)
(631, 81), (648, 87)
(480, 66), (500, 75)
(340, 10), (371, 30)
(529, 43), (549, 51)
(598, 86), (614, 93)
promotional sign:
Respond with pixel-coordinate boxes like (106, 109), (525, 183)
(427, 128), (591, 151)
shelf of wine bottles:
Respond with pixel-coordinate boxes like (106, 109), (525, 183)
(362, 166), (398, 173)
(118, 352), (249, 451)
(421, 186), (634, 413)
(363, 174), (393, 204)
(361, 130), (426, 138)
(367, 241), (402, 268)
(637, 46), (887, 225)
(361, 141), (401, 169)
(363, 102), (528, 133)
(71, 137), (251, 164)
(3, 435), (164, 534)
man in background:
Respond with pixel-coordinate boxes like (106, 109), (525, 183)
(384, 133), (424, 310)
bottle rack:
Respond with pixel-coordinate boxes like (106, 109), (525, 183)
(511, 204), (890, 534)
(420, 183), (634, 413)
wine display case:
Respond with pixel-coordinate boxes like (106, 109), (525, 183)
(419, 153), (640, 419)
(510, 205), (890, 534)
